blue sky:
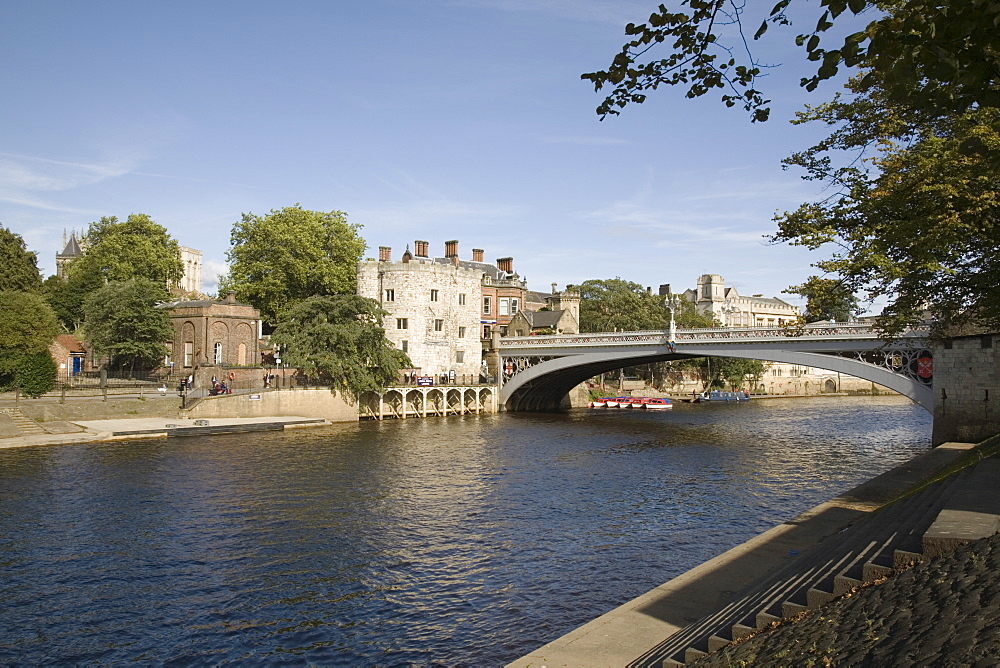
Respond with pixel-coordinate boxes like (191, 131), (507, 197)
(1, 0), (861, 309)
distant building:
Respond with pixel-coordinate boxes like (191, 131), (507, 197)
(177, 246), (203, 295)
(676, 274), (800, 327)
(55, 231), (87, 279)
(160, 292), (261, 370)
(508, 284), (580, 336)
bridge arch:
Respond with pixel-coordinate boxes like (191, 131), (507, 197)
(498, 327), (933, 413)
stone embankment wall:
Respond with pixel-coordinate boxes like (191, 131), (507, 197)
(933, 332), (1000, 445)
(183, 388), (358, 422)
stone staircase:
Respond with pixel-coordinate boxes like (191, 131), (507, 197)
(0, 408), (48, 436)
(632, 458), (1000, 667)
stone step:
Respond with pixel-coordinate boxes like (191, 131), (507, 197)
(922, 459), (1000, 558)
(0, 408), (47, 435)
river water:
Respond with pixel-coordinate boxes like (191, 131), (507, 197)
(0, 396), (930, 666)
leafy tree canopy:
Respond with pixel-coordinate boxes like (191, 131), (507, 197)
(772, 90), (1000, 336)
(580, 279), (716, 332)
(222, 205), (366, 326)
(784, 276), (860, 323)
(82, 278), (173, 377)
(0, 291), (60, 397)
(0, 291), (60, 354)
(70, 214), (184, 286)
(0, 227), (42, 293)
(583, 0), (1000, 123)
(43, 270), (104, 331)
(270, 294), (411, 396)
(579, 278), (667, 332)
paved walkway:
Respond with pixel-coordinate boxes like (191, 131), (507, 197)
(0, 416), (329, 449)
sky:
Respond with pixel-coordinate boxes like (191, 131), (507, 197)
(1, 0), (866, 310)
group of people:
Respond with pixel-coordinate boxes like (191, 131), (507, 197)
(209, 374), (233, 396)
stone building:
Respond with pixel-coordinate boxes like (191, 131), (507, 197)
(55, 231), (86, 279)
(357, 241), (486, 381)
(177, 246), (203, 295)
(678, 274), (800, 327)
(161, 292), (261, 371)
(480, 254), (528, 339)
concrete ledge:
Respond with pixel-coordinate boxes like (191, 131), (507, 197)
(923, 458), (1000, 558)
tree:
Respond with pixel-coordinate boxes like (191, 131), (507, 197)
(578, 278), (667, 332)
(772, 94), (1000, 336)
(0, 227), (42, 293)
(270, 295), (411, 396)
(43, 271), (104, 331)
(0, 291), (60, 397)
(222, 205), (367, 326)
(784, 276), (860, 323)
(82, 278), (173, 376)
(70, 214), (184, 286)
(582, 1), (1000, 123)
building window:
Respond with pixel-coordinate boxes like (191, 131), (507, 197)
(396, 318), (408, 329)
(458, 293), (466, 305)
(214, 342), (223, 364)
(483, 325), (492, 339)
(511, 298), (519, 314)
(434, 319), (444, 332)
(401, 340), (408, 353)
(500, 325), (508, 336)
(430, 289), (439, 302)
(458, 326), (466, 338)
(384, 289), (395, 302)
(499, 298), (510, 316)
(184, 342), (194, 367)
(483, 296), (491, 315)
(456, 350), (464, 363)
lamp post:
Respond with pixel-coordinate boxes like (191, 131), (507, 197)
(664, 293), (680, 342)
(720, 300), (739, 328)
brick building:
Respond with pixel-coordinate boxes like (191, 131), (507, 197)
(161, 292), (261, 371)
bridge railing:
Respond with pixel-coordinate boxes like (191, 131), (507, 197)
(498, 322), (928, 348)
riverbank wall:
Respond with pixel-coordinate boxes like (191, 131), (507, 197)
(183, 388), (357, 422)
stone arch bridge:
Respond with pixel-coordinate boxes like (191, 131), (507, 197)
(498, 323), (934, 412)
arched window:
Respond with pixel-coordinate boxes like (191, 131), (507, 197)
(214, 342), (223, 364)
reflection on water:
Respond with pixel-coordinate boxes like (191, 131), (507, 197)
(0, 396), (929, 665)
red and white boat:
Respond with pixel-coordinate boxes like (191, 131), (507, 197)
(643, 398), (673, 410)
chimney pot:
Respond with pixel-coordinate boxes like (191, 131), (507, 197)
(472, 248), (484, 262)
(379, 246), (391, 262)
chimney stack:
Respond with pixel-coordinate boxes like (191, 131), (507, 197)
(445, 240), (459, 266)
(472, 248), (484, 262)
(379, 246), (391, 262)
(414, 240), (429, 258)
(497, 257), (513, 274)
(551, 282), (558, 295)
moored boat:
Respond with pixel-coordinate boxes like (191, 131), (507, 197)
(615, 396), (633, 408)
(696, 390), (751, 403)
(603, 397), (620, 408)
(643, 397), (673, 409)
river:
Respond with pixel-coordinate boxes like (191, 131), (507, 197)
(0, 396), (930, 665)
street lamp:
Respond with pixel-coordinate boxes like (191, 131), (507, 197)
(664, 293), (680, 342)
(720, 300), (739, 328)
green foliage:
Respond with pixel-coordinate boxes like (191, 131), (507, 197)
(82, 278), (173, 376)
(0, 291), (60, 354)
(43, 270), (104, 331)
(784, 276), (860, 323)
(270, 294), (412, 396)
(222, 205), (367, 326)
(70, 214), (183, 286)
(0, 292), (60, 397)
(678, 356), (769, 390)
(0, 351), (57, 398)
(583, 1), (1000, 123)
(578, 278), (667, 332)
(0, 227), (42, 293)
(773, 91), (1000, 336)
